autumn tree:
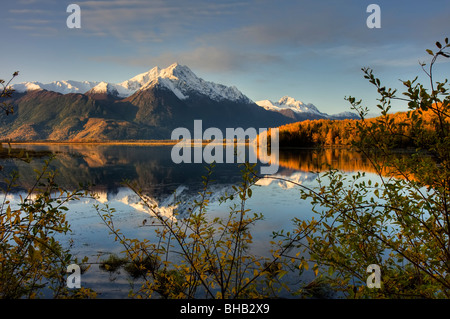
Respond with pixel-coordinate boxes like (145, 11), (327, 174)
(276, 39), (450, 298)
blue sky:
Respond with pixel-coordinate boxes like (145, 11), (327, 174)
(1, 0), (449, 114)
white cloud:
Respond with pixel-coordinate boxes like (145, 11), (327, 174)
(75, 0), (251, 43)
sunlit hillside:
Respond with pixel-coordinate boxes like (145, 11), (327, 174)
(276, 105), (448, 148)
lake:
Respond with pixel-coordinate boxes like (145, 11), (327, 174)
(0, 144), (379, 298)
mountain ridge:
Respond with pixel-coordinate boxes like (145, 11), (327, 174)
(4, 63), (359, 141)
(12, 63), (252, 103)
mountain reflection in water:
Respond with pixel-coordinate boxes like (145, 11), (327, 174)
(0, 144), (379, 298)
(1, 144), (373, 193)
(0, 145), (380, 220)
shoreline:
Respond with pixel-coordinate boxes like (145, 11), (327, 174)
(1, 140), (252, 147)
(0, 141), (356, 150)
(2, 140), (179, 146)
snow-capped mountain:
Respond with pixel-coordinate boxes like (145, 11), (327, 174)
(117, 63), (252, 103)
(4, 63), (292, 141)
(6, 64), (362, 141)
(256, 96), (326, 116)
(256, 96), (359, 120)
(143, 63), (252, 103)
(12, 64), (357, 120)
(12, 63), (252, 103)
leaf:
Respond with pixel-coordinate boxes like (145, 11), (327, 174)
(300, 259), (309, 271)
(328, 266), (335, 277)
(426, 49), (434, 56)
(436, 41), (442, 49)
(6, 205), (11, 219)
(13, 236), (23, 246)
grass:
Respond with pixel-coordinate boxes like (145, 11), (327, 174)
(99, 254), (160, 279)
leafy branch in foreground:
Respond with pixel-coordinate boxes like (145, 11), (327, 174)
(276, 38), (450, 298)
(0, 156), (96, 298)
(97, 163), (319, 299)
(0, 72), (95, 299)
(0, 71), (19, 116)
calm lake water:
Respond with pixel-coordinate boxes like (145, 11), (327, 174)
(0, 144), (379, 298)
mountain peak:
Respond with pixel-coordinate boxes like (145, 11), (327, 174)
(166, 62), (181, 70)
(86, 81), (119, 97)
(158, 62), (195, 81)
(135, 63), (251, 103)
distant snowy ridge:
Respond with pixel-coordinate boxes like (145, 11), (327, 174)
(12, 80), (101, 95)
(12, 63), (252, 103)
(256, 96), (327, 116)
(332, 111), (361, 119)
(256, 96), (360, 119)
(122, 63), (251, 103)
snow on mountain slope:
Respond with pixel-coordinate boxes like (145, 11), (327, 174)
(13, 80), (100, 94)
(121, 63), (252, 102)
(87, 81), (119, 96)
(12, 82), (43, 92)
(115, 67), (161, 96)
(256, 96), (326, 116)
(12, 63), (252, 103)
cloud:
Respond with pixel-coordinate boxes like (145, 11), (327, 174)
(10, 24), (59, 37)
(16, 0), (40, 4)
(5, 0), (252, 42)
(76, 0), (252, 43)
(91, 46), (284, 73)
(9, 9), (48, 14)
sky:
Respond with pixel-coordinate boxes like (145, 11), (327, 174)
(1, 0), (449, 115)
